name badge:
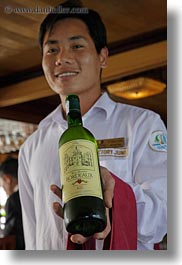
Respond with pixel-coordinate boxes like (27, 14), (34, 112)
(97, 138), (128, 159)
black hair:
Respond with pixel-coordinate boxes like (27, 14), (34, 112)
(38, 0), (107, 54)
(0, 157), (18, 179)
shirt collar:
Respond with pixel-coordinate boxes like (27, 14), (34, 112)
(38, 92), (116, 128)
(38, 104), (66, 128)
(83, 92), (116, 120)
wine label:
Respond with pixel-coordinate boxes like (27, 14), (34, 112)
(59, 139), (103, 203)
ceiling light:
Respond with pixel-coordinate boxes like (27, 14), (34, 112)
(107, 77), (166, 100)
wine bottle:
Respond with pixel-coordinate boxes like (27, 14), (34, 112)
(59, 94), (107, 237)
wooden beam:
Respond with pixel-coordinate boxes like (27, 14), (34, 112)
(102, 41), (167, 82)
(0, 41), (166, 108)
(0, 107), (44, 124)
(108, 27), (167, 55)
(0, 76), (55, 107)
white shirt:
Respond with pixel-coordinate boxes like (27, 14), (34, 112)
(18, 93), (167, 250)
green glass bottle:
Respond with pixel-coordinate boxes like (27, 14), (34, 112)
(59, 94), (107, 237)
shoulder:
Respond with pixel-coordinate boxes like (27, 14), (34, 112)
(102, 93), (159, 119)
(112, 99), (161, 126)
(116, 99), (158, 116)
(20, 105), (62, 150)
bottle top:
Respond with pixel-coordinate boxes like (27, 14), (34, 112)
(65, 94), (80, 115)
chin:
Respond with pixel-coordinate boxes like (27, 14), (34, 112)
(53, 86), (80, 96)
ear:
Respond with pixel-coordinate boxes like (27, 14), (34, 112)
(99, 47), (109, 69)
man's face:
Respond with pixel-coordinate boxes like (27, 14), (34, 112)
(42, 18), (108, 97)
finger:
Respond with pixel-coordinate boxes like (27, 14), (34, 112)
(70, 234), (89, 244)
(104, 190), (113, 209)
(52, 202), (64, 218)
(93, 208), (111, 240)
(100, 167), (115, 208)
(50, 184), (62, 200)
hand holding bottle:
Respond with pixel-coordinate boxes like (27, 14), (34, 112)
(50, 166), (115, 243)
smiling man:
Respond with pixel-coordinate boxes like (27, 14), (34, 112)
(18, 0), (167, 250)
(41, 17), (108, 116)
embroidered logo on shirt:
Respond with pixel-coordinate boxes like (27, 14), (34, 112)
(148, 130), (167, 152)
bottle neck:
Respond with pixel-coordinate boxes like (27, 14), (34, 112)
(65, 95), (83, 128)
(67, 110), (83, 127)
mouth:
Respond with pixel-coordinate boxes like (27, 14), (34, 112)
(54, 71), (79, 79)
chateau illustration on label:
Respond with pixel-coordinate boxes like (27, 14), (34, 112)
(63, 143), (96, 175)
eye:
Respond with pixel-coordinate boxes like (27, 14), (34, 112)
(47, 48), (58, 54)
(72, 44), (84, 50)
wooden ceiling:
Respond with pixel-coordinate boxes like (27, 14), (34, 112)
(0, 0), (167, 131)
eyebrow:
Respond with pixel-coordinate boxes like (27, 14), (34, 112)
(44, 35), (87, 47)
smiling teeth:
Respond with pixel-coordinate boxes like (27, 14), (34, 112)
(57, 72), (77, 77)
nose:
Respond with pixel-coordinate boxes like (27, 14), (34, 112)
(55, 48), (74, 66)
